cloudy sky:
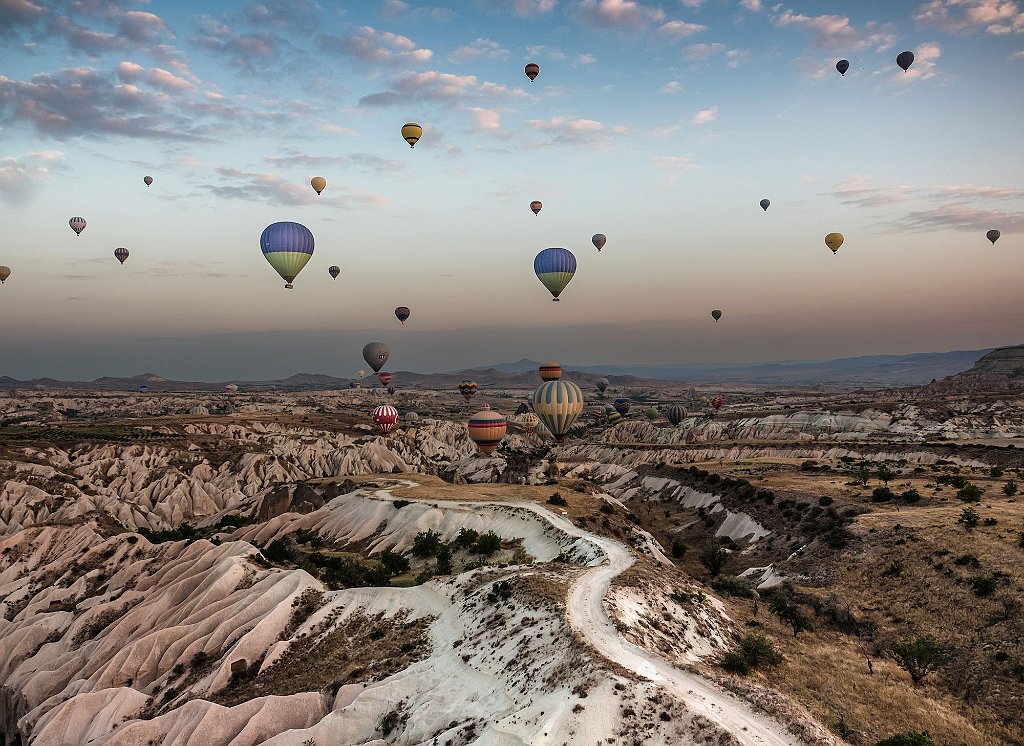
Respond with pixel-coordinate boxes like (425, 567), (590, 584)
(1, 0), (1022, 380)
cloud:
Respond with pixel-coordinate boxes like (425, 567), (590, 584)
(358, 70), (523, 106)
(245, 0), (321, 33)
(739, 0), (762, 10)
(449, 38), (510, 62)
(265, 152), (405, 173)
(662, 80), (682, 92)
(915, 0), (1024, 35)
(576, 52), (597, 64)
(897, 41), (941, 80)
(527, 44), (567, 60)
(651, 154), (700, 172)
(380, 0), (408, 17)
(0, 0), (47, 28)
(831, 176), (1024, 209)
(576, 0), (665, 31)
(0, 151), (63, 206)
(319, 25), (432, 64)
(657, 19), (707, 39)
(1013, 49), (1024, 57)
(690, 105), (717, 124)
(206, 166), (389, 208)
(467, 106), (501, 132)
(192, 16), (284, 73)
(117, 10), (172, 43)
(526, 115), (622, 145)
(683, 41), (725, 60)
(46, 15), (120, 54)
(771, 7), (897, 51)
(494, 0), (558, 17)
(893, 203), (1024, 233)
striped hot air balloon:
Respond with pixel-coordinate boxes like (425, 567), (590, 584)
(667, 405), (687, 426)
(532, 379), (584, 443)
(521, 412), (539, 428)
(535, 421), (550, 439)
(468, 409), (507, 455)
(404, 411), (419, 423)
(401, 122), (422, 147)
(539, 362), (562, 381)
(138, 385), (149, 393)
(606, 411), (622, 425)
(525, 63), (540, 81)
(349, 381), (361, 389)
(530, 200), (543, 215)
(261, 222), (314, 288)
(225, 384), (238, 393)
(373, 404), (399, 434)
(329, 266), (340, 279)
(378, 371), (393, 387)
(458, 380), (478, 402)
(69, 217), (87, 236)
(395, 306), (411, 324)
(534, 248), (576, 301)
(114, 247), (129, 265)
(711, 396), (724, 412)
(613, 398), (631, 416)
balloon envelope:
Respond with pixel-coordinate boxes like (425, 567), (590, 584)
(458, 380), (478, 401)
(261, 222), (314, 288)
(373, 404), (399, 434)
(712, 396), (723, 412)
(532, 380), (584, 443)
(69, 217), (87, 235)
(759, 199), (770, 211)
(596, 377), (609, 393)
(468, 410), (507, 454)
(987, 229), (1001, 244)
(539, 362), (563, 381)
(613, 398), (631, 416)
(329, 265), (340, 279)
(824, 232), (844, 253)
(896, 51), (914, 71)
(592, 234), (607, 251)
(401, 122), (422, 147)
(525, 63), (540, 81)
(0, 266), (11, 284)
(836, 59), (849, 75)
(310, 176), (326, 195)
(143, 176), (153, 186)
(114, 247), (129, 265)
(667, 405), (687, 426)
(644, 407), (659, 421)
(534, 247), (576, 301)
(362, 342), (390, 373)
(378, 372), (393, 386)
(530, 200), (542, 215)
(711, 309), (722, 322)
(395, 306), (411, 324)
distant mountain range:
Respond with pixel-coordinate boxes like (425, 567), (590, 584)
(0, 347), (997, 392)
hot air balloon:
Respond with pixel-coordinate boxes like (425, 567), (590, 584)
(387, 385), (395, 395)
(357, 370), (366, 379)
(824, 232), (844, 254)
(759, 199), (770, 211)
(468, 409), (507, 454)
(405, 412), (419, 423)
(896, 51), (914, 72)
(530, 200), (543, 215)
(711, 309), (722, 322)
(401, 122), (422, 148)
(378, 371), (393, 387)
(532, 379), (584, 443)
(373, 404), (399, 434)
(479, 402), (492, 410)
(0, 266), (11, 284)
(395, 306), (411, 324)
(535, 421), (551, 439)
(539, 362), (562, 381)
(458, 380), (478, 401)
(69, 217), (87, 236)
(534, 247), (576, 301)
(836, 59), (849, 76)
(606, 411), (622, 425)
(114, 247), (129, 265)
(525, 63), (540, 81)
(138, 385), (149, 393)
(225, 384), (238, 393)
(363, 342), (390, 373)
(644, 406), (659, 422)
(143, 176), (153, 186)
(350, 381), (361, 389)
(592, 234), (606, 252)
(189, 406), (210, 416)
(711, 396), (723, 412)
(329, 265), (340, 279)
(596, 378), (609, 395)
(261, 222), (314, 289)
(310, 176), (326, 195)
(613, 398), (631, 416)
(521, 412), (539, 428)
(667, 404), (687, 426)
(987, 229), (1001, 245)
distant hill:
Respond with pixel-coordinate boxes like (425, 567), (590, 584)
(915, 345), (1024, 395)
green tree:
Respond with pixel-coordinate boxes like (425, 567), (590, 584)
(889, 636), (946, 685)
(957, 483), (984, 502)
(1003, 480), (1017, 497)
(958, 506), (980, 529)
(435, 545), (452, 575)
(877, 465), (897, 486)
(412, 530), (443, 557)
(852, 464), (871, 486)
(474, 531), (503, 556)
(699, 543), (728, 576)
(670, 539), (686, 559)
(876, 733), (934, 746)
(768, 586), (811, 637)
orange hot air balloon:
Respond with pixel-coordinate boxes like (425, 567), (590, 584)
(468, 409), (507, 454)
(539, 362), (562, 381)
(530, 200), (542, 215)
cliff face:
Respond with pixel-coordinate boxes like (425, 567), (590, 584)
(918, 344), (1024, 395)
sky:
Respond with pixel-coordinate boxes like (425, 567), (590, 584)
(1, 0), (1023, 381)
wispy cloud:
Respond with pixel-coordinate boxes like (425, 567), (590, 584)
(264, 152), (405, 173)
(494, 0), (558, 17)
(205, 166), (389, 208)
(893, 204), (1024, 233)
(739, 0), (763, 11)
(449, 38), (509, 62)
(662, 80), (682, 93)
(0, 151), (63, 206)
(576, 0), (665, 31)
(915, 0), (1024, 35)
(358, 70), (523, 106)
(318, 25), (433, 65)
(526, 115), (626, 146)
(657, 19), (707, 39)
(771, 7), (896, 51)
(467, 106), (502, 132)
(691, 105), (718, 124)
(651, 154), (700, 172)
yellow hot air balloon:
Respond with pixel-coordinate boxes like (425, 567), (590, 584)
(401, 122), (423, 148)
(532, 380), (584, 443)
(467, 410), (508, 455)
(310, 176), (326, 195)
(824, 232), (844, 254)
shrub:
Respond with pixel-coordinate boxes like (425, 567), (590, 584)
(889, 636), (945, 685)
(957, 483), (985, 502)
(953, 554), (980, 568)
(699, 543), (728, 577)
(875, 732), (935, 746)
(739, 633), (783, 667)
(710, 575), (755, 598)
(473, 531), (502, 556)
(958, 507), (980, 529)
(990, 465), (1004, 478)
(768, 585), (811, 637)
(412, 530), (443, 558)
(900, 489), (921, 503)
(435, 545), (453, 575)
(720, 651), (751, 675)
(378, 550), (410, 576)
(971, 575), (998, 597)
(599, 502), (615, 515)
(262, 539), (290, 563)
(670, 539), (686, 558)
(877, 466), (897, 486)
(872, 487), (895, 502)
(454, 528), (479, 549)
(547, 492), (568, 506)
(1003, 480), (1018, 497)
(818, 495), (834, 507)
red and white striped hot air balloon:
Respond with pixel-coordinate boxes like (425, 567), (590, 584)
(467, 409), (507, 455)
(373, 404), (399, 434)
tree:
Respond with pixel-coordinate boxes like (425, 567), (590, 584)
(412, 529), (443, 558)
(435, 545), (452, 575)
(699, 543), (728, 576)
(875, 733), (934, 746)
(889, 636), (946, 685)
(957, 483), (984, 502)
(958, 506), (980, 529)
(670, 539), (686, 559)
(1003, 480), (1017, 497)
(852, 464), (871, 486)
(877, 465), (897, 486)
(768, 586), (811, 637)
(474, 531), (502, 556)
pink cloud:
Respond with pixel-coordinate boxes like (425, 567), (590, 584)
(577, 0), (665, 31)
(691, 105), (718, 124)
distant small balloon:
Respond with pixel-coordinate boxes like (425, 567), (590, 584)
(114, 247), (129, 265)
(667, 405), (687, 426)
(458, 380), (479, 402)
(373, 404), (399, 434)
(596, 377), (609, 394)
(401, 122), (422, 148)
(824, 232), (844, 254)
(613, 398), (631, 416)
(311, 176), (326, 195)
(378, 371), (394, 387)
(143, 176), (153, 186)
(329, 265), (340, 279)
(468, 410), (507, 455)
(539, 362), (563, 381)
(0, 266), (11, 284)
(896, 51), (914, 72)
(357, 370), (365, 379)
(712, 395), (723, 412)
(395, 306), (411, 324)
(387, 385), (395, 395)
(836, 59), (849, 76)
(69, 217), (87, 235)
(644, 406), (659, 422)
(759, 199), (770, 211)
(986, 229), (1001, 244)
(525, 63), (540, 82)
(592, 234), (607, 252)
(534, 247), (576, 302)
(711, 309), (722, 322)
(530, 200), (542, 215)
(363, 342), (390, 373)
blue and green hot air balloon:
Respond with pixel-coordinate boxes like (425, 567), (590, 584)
(534, 247), (576, 301)
(261, 222), (314, 289)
